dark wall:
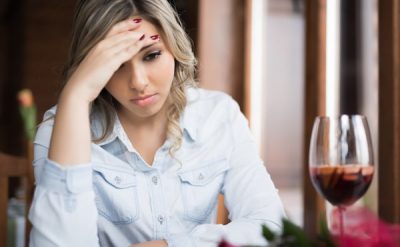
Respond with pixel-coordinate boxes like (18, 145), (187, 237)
(168, 0), (199, 54)
(24, 0), (77, 122)
(0, 0), (25, 155)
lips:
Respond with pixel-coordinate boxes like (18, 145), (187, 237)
(130, 94), (157, 107)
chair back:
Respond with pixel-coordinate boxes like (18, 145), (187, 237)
(0, 150), (34, 247)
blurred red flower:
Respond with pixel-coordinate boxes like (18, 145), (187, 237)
(331, 207), (400, 247)
(218, 239), (239, 247)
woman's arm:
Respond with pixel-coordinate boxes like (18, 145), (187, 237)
(48, 91), (91, 165)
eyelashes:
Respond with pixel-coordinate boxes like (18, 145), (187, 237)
(143, 50), (162, 62)
(117, 50), (162, 70)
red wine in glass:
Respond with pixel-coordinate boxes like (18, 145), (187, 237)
(310, 165), (374, 206)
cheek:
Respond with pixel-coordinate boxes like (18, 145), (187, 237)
(104, 76), (124, 99)
(105, 70), (127, 92)
(104, 79), (117, 95)
(148, 55), (175, 89)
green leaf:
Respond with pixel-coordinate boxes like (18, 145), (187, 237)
(281, 218), (313, 247)
(318, 219), (337, 247)
(19, 105), (37, 141)
(262, 224), (276, 242)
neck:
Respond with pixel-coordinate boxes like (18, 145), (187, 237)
(117, 105), (169, 137)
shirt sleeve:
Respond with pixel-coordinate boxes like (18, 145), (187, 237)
(29, 119), (100, 247)
(166, 98), (286, 247)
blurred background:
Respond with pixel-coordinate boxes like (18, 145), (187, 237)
(2, 0), (396, 245)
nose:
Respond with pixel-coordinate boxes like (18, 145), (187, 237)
(128, 63), (148, 92)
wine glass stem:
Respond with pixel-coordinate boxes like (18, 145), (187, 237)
(338, 206), (345, 237)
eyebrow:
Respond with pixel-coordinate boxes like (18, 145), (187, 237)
(139, 43), (157, 53)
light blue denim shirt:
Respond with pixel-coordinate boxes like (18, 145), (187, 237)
(29, 88), (285, 247)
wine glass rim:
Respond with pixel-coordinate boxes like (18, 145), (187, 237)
(315, 114), (366, 120)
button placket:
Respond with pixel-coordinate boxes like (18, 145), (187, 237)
(147, 171), (168, 235)
(157, 215), (164, 225)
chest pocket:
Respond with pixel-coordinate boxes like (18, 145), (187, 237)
(93, 165), (139, 224)
(178, 158), (229, 222)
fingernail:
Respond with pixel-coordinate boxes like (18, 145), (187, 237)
(133, 18), (142, 23)
(139, 34), (145, 41)
(150, 35), (160, 40)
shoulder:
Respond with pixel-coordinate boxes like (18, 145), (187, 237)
(182, 87), (245, 142)
(34, 106), (57, 148)
(185, 87), (241, 119)
(186, 87), (234, 104)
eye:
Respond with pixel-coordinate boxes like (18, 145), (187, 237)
(144, 50), (162, 62)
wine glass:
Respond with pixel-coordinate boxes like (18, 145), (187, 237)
(309, 115), (374, 237)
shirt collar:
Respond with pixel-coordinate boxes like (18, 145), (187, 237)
(180, 87), (201, 142)
(91, 111), (118, 146)
(180, 110), (198, 142)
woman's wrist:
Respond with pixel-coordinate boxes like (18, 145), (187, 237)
(130, 240), (168, 247)
(59, 80), (94, 106)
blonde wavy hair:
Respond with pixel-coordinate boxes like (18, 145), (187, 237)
(61, 0), (197, 156)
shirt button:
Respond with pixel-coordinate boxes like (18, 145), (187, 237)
(114, 176), (122, 184)
(157, 215), (164, 224)
(152, 176), (158, 185)
(198, 173), (204, 180)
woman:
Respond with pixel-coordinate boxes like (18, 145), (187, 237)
(29, 0), (285, 246)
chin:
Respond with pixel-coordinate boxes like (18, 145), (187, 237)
(133, 104), (165, 118)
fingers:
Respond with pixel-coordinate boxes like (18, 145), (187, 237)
(94, 17), (162, 71)
(106, 34), (144, 56)
(105, 17), (142, 38)
(115, 34), (160, 61)
(100, 17), (145, 50)
(103, 34), (160, 71)
(101, 31), (144, 50)
(103, 31), (152, 56)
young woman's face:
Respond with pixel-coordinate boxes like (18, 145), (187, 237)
(105, 19), (175, 121)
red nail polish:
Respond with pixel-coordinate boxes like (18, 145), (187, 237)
(139, 34), (145, 41)
(150, 35), (160, 40)
(133, 18), (142, 23)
